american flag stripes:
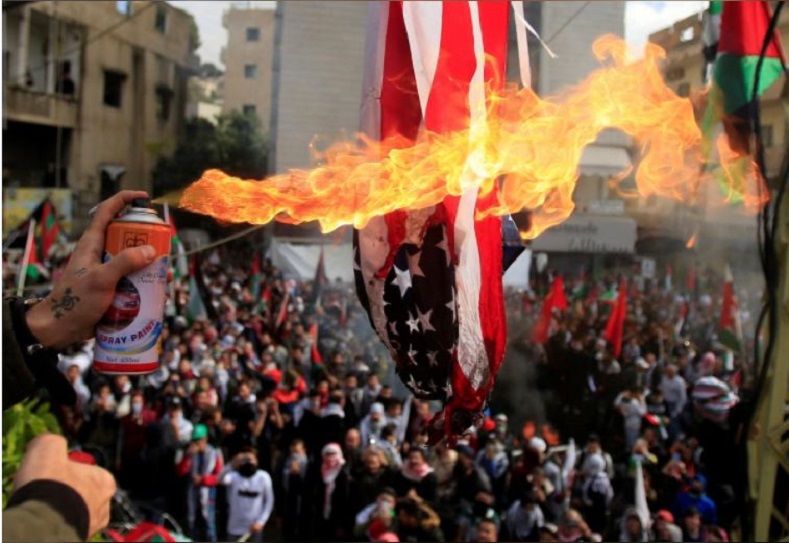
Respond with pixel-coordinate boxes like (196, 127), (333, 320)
(355, 1), (519, 439)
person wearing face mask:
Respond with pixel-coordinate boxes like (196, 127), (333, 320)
(221, 447), (274, 543)
(163, 397), (193, 446)
(115, 391), (157, 492)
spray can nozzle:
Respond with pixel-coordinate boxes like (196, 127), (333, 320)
(131, 197), (152, 209)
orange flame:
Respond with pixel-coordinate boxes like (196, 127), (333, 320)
(175, 36), (767, 235)
(686, 231), (698, 249)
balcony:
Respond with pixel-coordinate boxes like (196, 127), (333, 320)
(5, 86), (78, 128)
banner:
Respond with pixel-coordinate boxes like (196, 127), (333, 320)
(3, 188), (72, 237)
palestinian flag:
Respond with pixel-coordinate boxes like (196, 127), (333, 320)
(24, 233), (49, 282)
(702, 2), (786, 160)
(599, 284), (618, 304)
(250, 253), (262, 300)
(164, 203), (188, 279)
(40, 200), (59, 259)
(719, 264), (743, 351)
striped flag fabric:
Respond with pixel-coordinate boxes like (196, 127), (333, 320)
(354, 1), (518, 438)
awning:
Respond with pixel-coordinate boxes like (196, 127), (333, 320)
(579, 145), (632, 176)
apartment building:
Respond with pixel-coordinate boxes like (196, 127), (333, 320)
(221, 5), (275, 133)
(3, 0), (196, 233)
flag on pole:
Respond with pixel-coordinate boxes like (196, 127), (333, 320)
(719, 264), (743, 351)
(313, 246), (328, 302)
(533, 276), (567, 344)
(309, 322), (323, 366)
(562, 438), (576, 490)
(354, 1), (524, 436)
(701, 1), (722, 83)
(186, 275), (207, 322)
(250, 252), (262, 300)
(604, 281), (627, 359)
(40, 199), (60, 260)
(634, 460), (651, 530)
(273, 291), (290, 331)
(163, 203), (188, 279)
(701, 1), (786, 200)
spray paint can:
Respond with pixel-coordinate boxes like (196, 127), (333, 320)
(93, 198), (171, 375)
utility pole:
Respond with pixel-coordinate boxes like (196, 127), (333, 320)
(749, 180), (789, 541)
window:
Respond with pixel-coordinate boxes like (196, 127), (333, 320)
(242, 104), (256, 116)
(761, 125), (774, 148)
(246, 27), (260, 42)
(103, 70), (126, 108)
(116, 0), (131, 16)
(156, 85), (174, 122)
(676, 82), (690, 97)
(155, 4), (168, 33)
(244, 64), (257, 79)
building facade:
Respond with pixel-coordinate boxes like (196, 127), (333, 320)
(3, 0), (197, 233)
(221, 5), (275, 133)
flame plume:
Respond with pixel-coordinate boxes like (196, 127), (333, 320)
(176, 36), (766, 236)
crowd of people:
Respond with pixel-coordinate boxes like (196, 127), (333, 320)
(46, 241), (751, 543)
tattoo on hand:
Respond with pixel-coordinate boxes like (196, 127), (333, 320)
(74, 268), (89, 278)
(51, 288), (80, 319)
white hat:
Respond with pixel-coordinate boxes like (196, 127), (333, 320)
(529, 437), (547, 454)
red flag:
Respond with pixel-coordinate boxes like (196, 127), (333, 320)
(533, 277), (566, 344)
(309, 322), (323, 365)
(604, 281), (627, 359)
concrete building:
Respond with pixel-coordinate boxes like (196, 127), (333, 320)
(3, 0), (197, 232)
(187, 72), (224, 124)
(221, 5), (275, 134)
(638, 8), (789, 262)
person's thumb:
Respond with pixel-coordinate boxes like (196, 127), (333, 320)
(101, 245), (157, 284)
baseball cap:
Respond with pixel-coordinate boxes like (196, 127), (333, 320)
(192, 423), (208, 441)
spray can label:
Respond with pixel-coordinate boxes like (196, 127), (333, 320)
(94, 207), (170, 374)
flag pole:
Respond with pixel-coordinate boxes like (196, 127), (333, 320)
(17, 219), (36, 297)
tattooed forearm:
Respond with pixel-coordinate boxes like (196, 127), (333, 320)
(51, 288), (81, 319)
(74, 268), (89, 278)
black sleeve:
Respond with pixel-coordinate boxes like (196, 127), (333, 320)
(3, 299), (38, 410)
(6, 480), (90, 541)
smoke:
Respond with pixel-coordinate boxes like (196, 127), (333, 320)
(489, 307), (548, 435)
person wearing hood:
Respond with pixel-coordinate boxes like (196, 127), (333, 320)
(579, 453), (612, 536)
(309, 443), (352, 541)
(671, 474), (717, 526)
(220, 446), (273, 543)
(361, 402), (388, 446)
(392, 447), (437, 502)
(176, 423), (225, 542)
(619, 508), (649, 543)
(651, 510), (683, 542)
(476, 438), (509, 509)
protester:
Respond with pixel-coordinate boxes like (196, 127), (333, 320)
(5, 188), (751, 543)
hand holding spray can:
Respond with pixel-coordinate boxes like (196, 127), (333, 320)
(93, 198), (171, 375)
